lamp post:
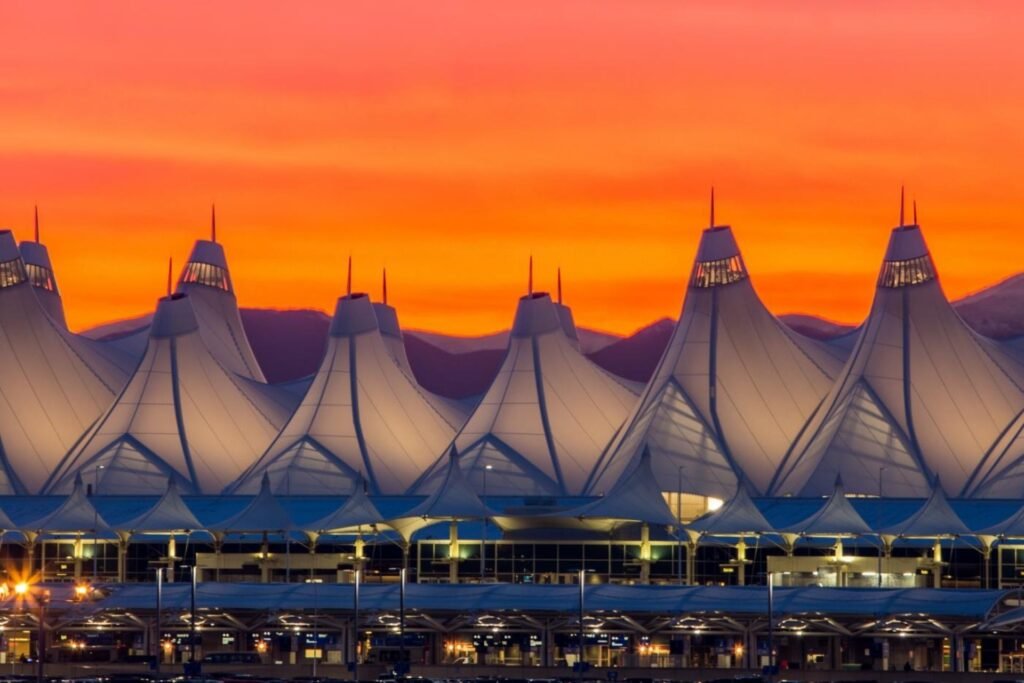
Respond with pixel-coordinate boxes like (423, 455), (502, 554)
(677, 466), (684, 584)
(155, 567), (163, 673)
(878, 467), (886, 588)
(767, 572), (775, 683)
(577, 568), (592, 683)
(15, 581), (49, 683)
(481, 464), (493, 581)
(93, 464), (104, 581)
(399, 567), (407, 675)
(353, 568), (361, 683)
(189, 565), (198, 668)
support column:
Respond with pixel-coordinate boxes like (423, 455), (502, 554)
(117, 535), (128, 583)
(639, 523), (651, 584)
(167, 537), (177, 582)
(74, 536), (84, 580)
(933, 540), (942, 589)
(260, 532), (271, 583)
(736, 537), (747, 586)
(686, 540), (697, 586)
(835, 539), (845, 587)
(448, 521), (459, 584)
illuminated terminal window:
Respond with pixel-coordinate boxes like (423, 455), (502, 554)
(25, 263), (57, 293)
(0, 258), (28, 289)
(662, 491), (724, 523)
(180, 261), (232, 292)
(690, 256), (748, 288)
(878, 254), (936, 288)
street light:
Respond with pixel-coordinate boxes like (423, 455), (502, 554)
(481, 464), (493, 581)
(93, 464), (105, 581)
(878, 467), (886, 588)
(398, 567), (407, 675)
(677, 466), (684, 585)
(352, 568), (361, 683)
(14, 581), (49, 683)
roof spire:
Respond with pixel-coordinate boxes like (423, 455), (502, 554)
(382, 267), (388, 305)
(33, 205), (39, 243)
(528, 255), (533, 295)
(346, 255), (352, 296)
(913, 199), (918, 226)
(211, 204), (217, 242)
(557, 266), (563, 304)
(899, 186), (905, 227)
(166, 257), (173, 297)
(710, 186), (715, 228)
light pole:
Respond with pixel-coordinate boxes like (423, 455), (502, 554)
(577, 568), (592, 683)
(93, 464), (104, 581)
(353, 568), (361, 683)
(677, 466), (684, 584)
(878, 467), (886, 588)
(15, 581), (49, 683)
(481, 464), (493, 581)
(311, 579), (319, 679)
(398, 567), (407, 675)
(155, 567), (163, 673)
(767, 572), (775, 683)
(189, 565), (198, 668)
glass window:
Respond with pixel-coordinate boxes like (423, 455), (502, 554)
(24, 263), (57, 292)
(179, 260), (232, 292)
(0, 257), (28, 288)
(878, 254), (936, 288)
(690, 255), (748, 288)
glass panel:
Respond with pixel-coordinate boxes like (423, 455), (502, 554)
(690, 255), (748, 288)
(25, 263), (57, 292)
(878, 254), (936, 288)
(180, 260), (233, 292)
(0, 258), (27, 288)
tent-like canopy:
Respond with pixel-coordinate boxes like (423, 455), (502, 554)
(879, 478), (971, 538)
(45, 293), (288, 495)
(118, 478), (203, 535)
(176, 225), (266, 382)
(413, 291), (637, 497)
(23, 475), (110, 534)
(19, 209), (66, 328)
(209, 474), (292, 533)
(771, 218), (1024, 498)
(588, 217), (841, 501)
(689, 482), (773, 536)
(228, 292), (458, 496)
(780, 476), (872, 537)
(307, 479), (388, 534)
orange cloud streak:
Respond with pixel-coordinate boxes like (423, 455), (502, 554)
(1, 1), (1023, 335)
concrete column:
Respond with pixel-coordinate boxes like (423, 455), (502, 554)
(117, 537), (128, 583)
(686, 541), (697, 586)
(260, 533), (271, 583)
(167, 536), (177, 582)
(74, 536), (84, 579)
(933, 540), (942, 588)
(736, 537), (747, 586)
(448, 521), (459, 584)
(639, 523), (651, 584)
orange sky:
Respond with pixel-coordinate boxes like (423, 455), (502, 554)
(1, 0), (1023, 335)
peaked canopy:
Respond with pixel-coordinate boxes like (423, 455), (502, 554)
(45, 293), (289, 495)
(23, 475), (109, 534)
(412, 292), (638, 497)
(390, 449), (498, 540)
(118, 478), (203, 534)
(878, 478), (970, 538)
(587, 223), (841, 501)
(209, 474), (292, 533)
(569, 448), (678, 527)
(771, 222), (1024, 498)
(0, 231), (130, 494)
(176, 238), (265, 381)
(978, 504), (1024, 538)
(307, 480), (388, 534)
(688, 482), (773, 536)
(228, 293), (457, 495)
(19, 234), (66, 328)
(780, 477), (872, 537)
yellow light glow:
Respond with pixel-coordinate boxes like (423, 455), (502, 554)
(707, 497), (724, 512)
(13, 582), (29, 596)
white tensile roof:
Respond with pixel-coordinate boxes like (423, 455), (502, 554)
(770, 223), (1024, 498)
(0, 231), (131, 494)
(878, 477), (970, 538)
(176, 238), (266, 382)
(19, 236), (66, 328)
(23, 474), (110, 533)
(570, 447), (678, 527)
(209, 473), (292, 533)
(779, 476), (872, 537)
(44, 293), (289, 495)
(411, 292), (639, 497)
(586, 224), (841, 500)
(307, 479), (386, 534)
(688, 481), (774, 536)
(227, 293), (458, 496)
(119, 478), (203, 534)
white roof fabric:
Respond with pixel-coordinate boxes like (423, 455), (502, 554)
(209, 473), (292, 533)
(770, 224), (1024, 498)
(176, 239), (265, 382)
(878, 478), (970, 538)
(412, 293), (638, 497)
(118, 478), (203, 534)
(978, 504), (1024, 538)
(780, 476), (872, 536)
(688, 482), (774, 536)
(23, 474), (109, 533)
(0, 232), (130, 494)
(44, 293), (288, 495)
(307, 480), (387, 534)
(390, 448), (497, 540)
(587, 225), (841, 500)
(19, 239), (66, 328)
(227, 293), (457, 496)
(570, 448), (678, 527)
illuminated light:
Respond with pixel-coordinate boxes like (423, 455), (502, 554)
(733, 642), (744, 658)
(255, 640), (268, 654)
(706, 497), (724, 512)
(13, 582), (29, 596)
(74, 582), (92, 600)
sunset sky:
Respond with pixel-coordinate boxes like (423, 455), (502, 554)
(2, 1), (1023, 335)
